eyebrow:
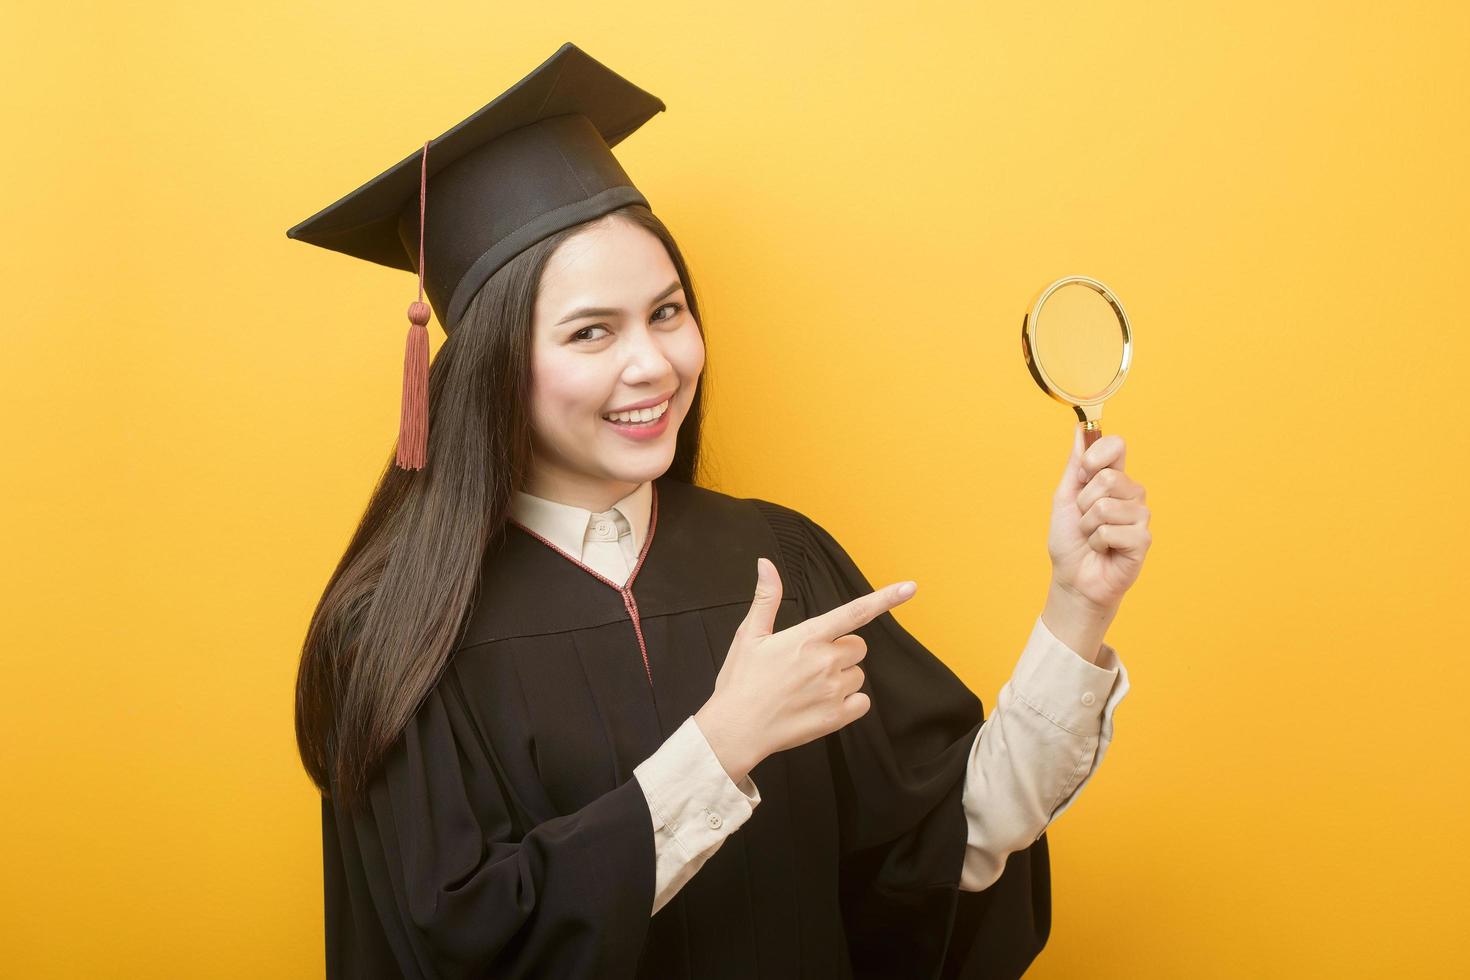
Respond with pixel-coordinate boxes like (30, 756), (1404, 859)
(555, 281), (685, 326)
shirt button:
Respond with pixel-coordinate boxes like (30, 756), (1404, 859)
(705, 811), (723, 829)
(594, 520), (611, 536)
(1081, 691), (1097, 706)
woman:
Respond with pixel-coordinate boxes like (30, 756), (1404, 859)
(290, 43), (1147, 980)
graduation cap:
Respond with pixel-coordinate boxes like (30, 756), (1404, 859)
(285, 42), (666, 470)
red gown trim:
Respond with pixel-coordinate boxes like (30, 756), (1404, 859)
(506, 482), (661, 686)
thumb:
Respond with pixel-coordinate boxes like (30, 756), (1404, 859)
(739, 557), (783, 639)
(1056, 423), (1086, 499)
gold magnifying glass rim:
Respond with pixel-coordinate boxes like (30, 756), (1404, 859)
(1021, 274), (1133, 413)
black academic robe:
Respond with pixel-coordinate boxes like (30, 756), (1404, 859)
(321, 476), (1051, 979)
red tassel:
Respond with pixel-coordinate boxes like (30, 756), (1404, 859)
(395, 139), (433, 472)
(395, 300), (431, 470)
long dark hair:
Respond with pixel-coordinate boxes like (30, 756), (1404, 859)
(295, 203), (709, 813)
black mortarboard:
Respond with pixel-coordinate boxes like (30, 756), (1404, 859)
(285, 42), (666, 469)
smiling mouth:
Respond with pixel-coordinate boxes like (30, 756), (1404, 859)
(601, 397), (671, 426)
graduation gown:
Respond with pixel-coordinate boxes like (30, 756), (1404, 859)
(321, 476), (1051, 979)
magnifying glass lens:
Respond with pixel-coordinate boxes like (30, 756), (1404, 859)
(1034, 282), (1126, 401)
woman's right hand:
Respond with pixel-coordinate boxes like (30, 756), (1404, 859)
(693, 557), (918, 783)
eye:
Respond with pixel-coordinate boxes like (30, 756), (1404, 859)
(570, 324), (610, 343)
(569, 302), (683, 343)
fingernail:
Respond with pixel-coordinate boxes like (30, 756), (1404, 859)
(897, 581), (917, 599)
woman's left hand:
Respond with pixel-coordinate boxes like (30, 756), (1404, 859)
(1047, 424), (1152, 613)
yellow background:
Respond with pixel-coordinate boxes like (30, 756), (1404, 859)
(3, 1), (1467, 976)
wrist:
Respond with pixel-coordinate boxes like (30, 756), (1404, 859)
(694, 700), (759, 784)
(1042, 579), (1119, 665)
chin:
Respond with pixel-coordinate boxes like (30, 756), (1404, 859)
(602, 446), (675, 482)
(614, 456), (674, 483)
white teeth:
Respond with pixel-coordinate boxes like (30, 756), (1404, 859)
(602, 399), (670, 424)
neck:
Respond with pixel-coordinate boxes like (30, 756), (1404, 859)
(522, 466), (643, 513)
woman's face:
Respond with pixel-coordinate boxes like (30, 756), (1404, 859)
(526, 216), (705, 507)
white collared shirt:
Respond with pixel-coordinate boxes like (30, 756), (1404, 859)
(508, 481), (1130, 916)
(509, 479), (652, 586)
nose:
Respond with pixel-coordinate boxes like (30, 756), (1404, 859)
(620, 322), (677, 386)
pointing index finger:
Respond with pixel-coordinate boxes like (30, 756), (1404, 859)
(796, 581), (917, 643)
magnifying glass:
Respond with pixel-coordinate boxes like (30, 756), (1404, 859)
(1021, 275), (1133, 450)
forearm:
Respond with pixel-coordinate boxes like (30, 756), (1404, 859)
(959, 610), (1129, 890)
(634, 715), (763, 915)
(1040, 578), (1120, 666)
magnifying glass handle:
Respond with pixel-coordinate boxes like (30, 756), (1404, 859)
(1082, 423), (1102, 450)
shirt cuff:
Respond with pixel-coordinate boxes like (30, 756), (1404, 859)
(1047, 652), (1130, 820)
(634, 714), (761, 861)
(1008, 614), (1126, 738)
